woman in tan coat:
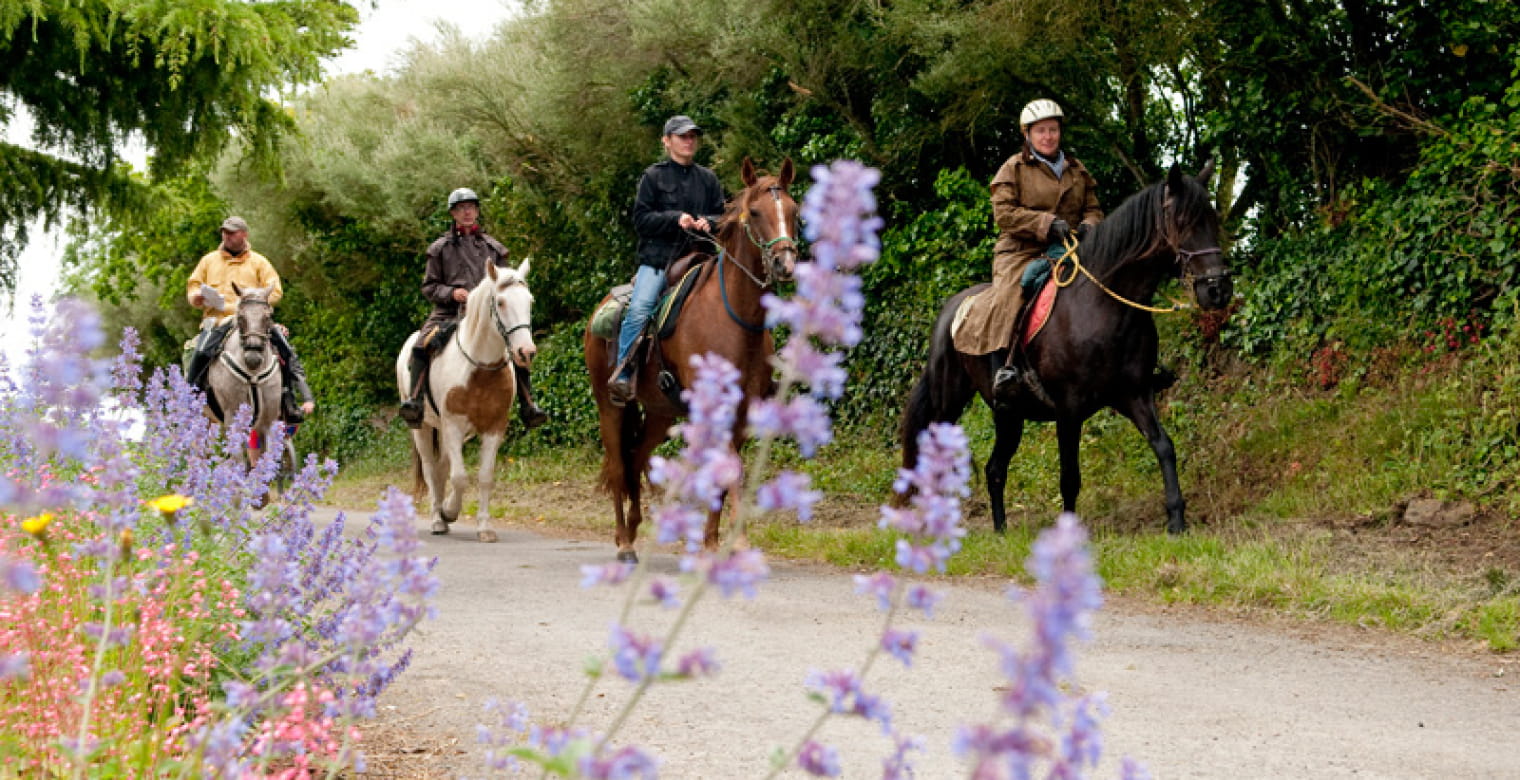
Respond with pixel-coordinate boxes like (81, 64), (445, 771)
(953, 99), (1103, 399)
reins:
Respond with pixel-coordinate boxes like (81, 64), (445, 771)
(1052, 187), (1224, 315)
(690, 182), (797, 334)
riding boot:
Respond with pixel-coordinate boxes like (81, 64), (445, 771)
(513, 364), (548, 429)
(186, 324), (230, 391)
(398, 347), (430, 428)
(607, 343), (641, 408)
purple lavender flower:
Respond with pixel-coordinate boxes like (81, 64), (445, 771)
(797, 739), (842, 777)
(956, 513), (1122, 776)
(882, 423), (970, 574)
(755, 470), (823, 521)
(1, 557), (39, 594)
(880, 628), (919, 668)
(674, 647), (720, 678)
(608, 623), (664, 682)
(648, 577), (680, 609)
(881, 733), (925, 780)
(853, 571), (896, 611)
(804, 668), (893, 732)
(703, 548), (770, 599)
(581, 562), (636, 589)
(580, 744), (660, 779)
(904, 584), (942, 618)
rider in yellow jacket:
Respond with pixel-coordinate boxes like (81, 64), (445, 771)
(185, 216), (314, 419)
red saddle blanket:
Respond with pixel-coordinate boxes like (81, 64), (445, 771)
(1021, 278), (1058, 348)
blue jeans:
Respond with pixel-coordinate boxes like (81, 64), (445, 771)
(616, 264), (667, 369)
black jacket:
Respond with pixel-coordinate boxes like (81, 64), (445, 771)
(633, 159), (726, 270)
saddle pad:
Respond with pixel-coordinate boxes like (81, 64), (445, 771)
(654, 261), (708, 340)
(950, 292), (979, 343)
(589, 284), (634, 341)
(1021, 278), (1058, 347)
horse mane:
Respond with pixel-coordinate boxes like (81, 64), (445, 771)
(1081, 173), (1218, 273)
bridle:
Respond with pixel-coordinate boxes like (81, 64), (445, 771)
(690, 182), (799, 333)
(236, 297), (273, 351)
(457, 277), (533, 370)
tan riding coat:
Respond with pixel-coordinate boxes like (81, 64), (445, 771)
(954, 149), (1103, 355)
(186, 246), (283, 320)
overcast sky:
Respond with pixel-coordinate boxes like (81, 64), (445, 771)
(2, 0), (519, 364)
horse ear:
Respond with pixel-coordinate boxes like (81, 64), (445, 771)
(1167, 163), (1184, 196)
(516, 257), (530, 279)
(231, 281), (244, 297)
(1197, 157), (1215, 185)
(486, 261), (499, 282)
(741, 156), (758, 187)
(778, 157), (795, 189)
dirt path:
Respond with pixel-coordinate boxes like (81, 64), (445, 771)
(333, 509), (1517, 779)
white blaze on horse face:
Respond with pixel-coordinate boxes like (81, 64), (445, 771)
(771, 191), (797, 278)
(499, 278), (537, 368)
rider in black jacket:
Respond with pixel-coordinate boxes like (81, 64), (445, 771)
(607, 115), (726, 405)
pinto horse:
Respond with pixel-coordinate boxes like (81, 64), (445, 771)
(585, 157), (799, 562)
(396, 259), (537, 542)
(901, 164), (1232, 534)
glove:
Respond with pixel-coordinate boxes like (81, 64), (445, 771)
(1047, 219), (1071, 246)
(1075, 222), (1092, 243)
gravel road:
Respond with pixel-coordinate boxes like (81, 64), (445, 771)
(328, 509), (1517, 779)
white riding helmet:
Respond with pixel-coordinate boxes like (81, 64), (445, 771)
(1020, 99), (1065, 130)
(447, 188), (480, 209)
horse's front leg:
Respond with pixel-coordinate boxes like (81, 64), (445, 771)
(473, 431), (506, 543)
(411, 427), (449, 534)
(1115, 395), (1186, 534)
(986, 408), (1026, 534)
(439, 424), (469, 532)
(1055, 417), (1084, 517)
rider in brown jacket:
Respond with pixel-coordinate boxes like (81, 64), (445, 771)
(399, 188), (547, 429)
(952, 99), (1103, 399)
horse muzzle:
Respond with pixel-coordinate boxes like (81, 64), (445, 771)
(772, 245), (798, 283)
(1192, 272), (1234, 311)
(513, 344), (537, 369)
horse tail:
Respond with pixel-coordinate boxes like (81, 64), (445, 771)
(619, 404), (645, 496)
(900, 288), (979, 473)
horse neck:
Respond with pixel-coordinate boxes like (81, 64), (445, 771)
(716, 230), (769, 318)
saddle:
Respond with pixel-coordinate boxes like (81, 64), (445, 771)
(588, 256), (711, 343)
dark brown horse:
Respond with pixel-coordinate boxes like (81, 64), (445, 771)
(901, 164), (1232, 534)
(585, 157), (799, 562)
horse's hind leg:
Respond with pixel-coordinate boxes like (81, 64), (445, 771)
(986, 409), (1025, 534)
(473, 431), (506, 543)
(1115, 395), (1186, 534)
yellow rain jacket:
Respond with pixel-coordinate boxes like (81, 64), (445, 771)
(186, 246), (283, 318)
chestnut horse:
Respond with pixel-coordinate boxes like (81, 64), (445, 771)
(901, 164), (1232, 534)
(585, 157), (798, 562)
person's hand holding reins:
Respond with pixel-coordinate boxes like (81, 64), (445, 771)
(678, 212), (711, 233)
(452, 287), (469, 303)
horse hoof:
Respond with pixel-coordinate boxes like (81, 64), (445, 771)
(478, 529), (499, 543)
(616, 550), (638, 564)
(431, 522), (449, 535)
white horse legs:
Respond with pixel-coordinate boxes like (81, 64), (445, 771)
(473, 431), (505, 543)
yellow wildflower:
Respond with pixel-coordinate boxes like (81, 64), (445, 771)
(21, 513), (53, 538)
(147, 494), (194, 521)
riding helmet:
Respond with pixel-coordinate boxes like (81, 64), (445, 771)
(447, 188), (481, 209)
(1020, 99), (1065, 130)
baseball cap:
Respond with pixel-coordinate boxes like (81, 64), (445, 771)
(662, 115), (701, 136)
(220, 216), (250, 233)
